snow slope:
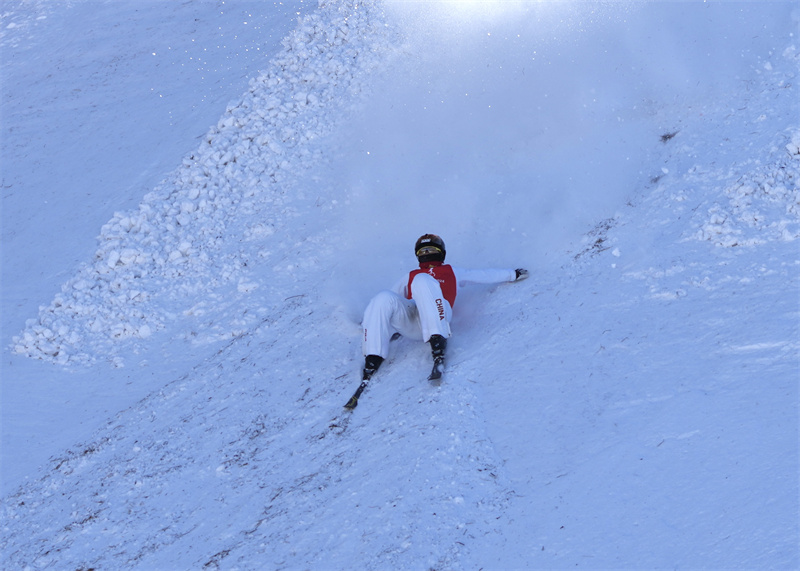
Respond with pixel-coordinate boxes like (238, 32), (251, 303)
(1, 0), (312, 490)
(2, 1), (799, 569)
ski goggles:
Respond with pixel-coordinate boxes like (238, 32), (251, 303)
(415, 245), (443, 258)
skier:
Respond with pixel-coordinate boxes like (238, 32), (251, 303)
(360, 233), (528, 383)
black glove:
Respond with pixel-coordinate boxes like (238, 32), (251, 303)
(515, 268), (529, 281)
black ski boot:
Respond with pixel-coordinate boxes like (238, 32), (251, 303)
(362, 354), (384, 381)
(428, 334), (447, 381)
(345, 355), (385, 410)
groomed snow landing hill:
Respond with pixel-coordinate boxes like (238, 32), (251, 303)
(2, 1), (799, 570)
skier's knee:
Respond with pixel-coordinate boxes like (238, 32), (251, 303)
(410, 273), (443, 300)
(369, 290), (400, 308)
(373, 290), (398, 302)
(365, 290), (402, 318)
(411, 272), (439, 288)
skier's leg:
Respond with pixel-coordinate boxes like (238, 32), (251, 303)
(409, 273), (450, 378)
(362, 290), (417, 359)
(409, 273), (452, 342)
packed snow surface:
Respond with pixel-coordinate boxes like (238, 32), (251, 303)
(1, 1), (798, 569)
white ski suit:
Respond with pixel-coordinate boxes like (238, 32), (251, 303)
(362, 262), (518, 359)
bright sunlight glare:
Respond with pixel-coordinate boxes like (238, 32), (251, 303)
(383, 0), (564, 33)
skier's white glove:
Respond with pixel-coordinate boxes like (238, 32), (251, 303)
(514, 268), (529, 281)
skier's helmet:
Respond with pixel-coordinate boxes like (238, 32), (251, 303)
(415, 234), (446, 263)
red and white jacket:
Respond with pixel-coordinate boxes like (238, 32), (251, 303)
(392, 262), (517, 309)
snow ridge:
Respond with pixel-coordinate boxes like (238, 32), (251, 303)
(693, 128), (800, 248)
(11, 0), (396, 366)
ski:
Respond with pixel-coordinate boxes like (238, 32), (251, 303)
(343, 380), (368, 410)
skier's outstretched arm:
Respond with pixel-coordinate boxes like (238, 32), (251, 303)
(453, 267), (528, 285)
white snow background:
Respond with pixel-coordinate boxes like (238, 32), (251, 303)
(1, 0), (798, 569)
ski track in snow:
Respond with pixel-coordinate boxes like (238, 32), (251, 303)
(3, 301), (514, 570)
(2, 0), (800, 569)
